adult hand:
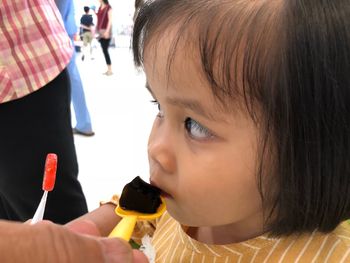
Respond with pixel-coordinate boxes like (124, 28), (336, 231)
(67, 219), (149, 263)
(0, 220), (148, 263)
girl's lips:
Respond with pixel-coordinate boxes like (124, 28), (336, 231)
(150, 179), (172, 198)
(160, 190), (171, 198)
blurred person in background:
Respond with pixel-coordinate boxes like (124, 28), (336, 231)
(80, 6), (95, 61)
(0, 0), (87, 223)
(55, 0), (95, 136)
(96, 0), (113, 76)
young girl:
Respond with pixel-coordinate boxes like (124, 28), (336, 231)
(68, 0), (350, 261)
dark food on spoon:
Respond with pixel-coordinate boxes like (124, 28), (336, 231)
(119, 176), (162, 213)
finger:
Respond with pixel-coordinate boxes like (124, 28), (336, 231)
(66, 219), (101, 236)
(25, 219), (52, 225)
(100, 238), (133, 263)
(133, 250), (150, 263)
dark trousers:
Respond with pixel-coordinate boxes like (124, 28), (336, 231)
(0, 69), (88, 224)
(99, 38), (112, 65)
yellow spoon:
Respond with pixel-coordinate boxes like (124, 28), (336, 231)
(108, 197), (166, 241)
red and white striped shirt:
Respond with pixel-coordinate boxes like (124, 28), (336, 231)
(0, 0), (73, 103)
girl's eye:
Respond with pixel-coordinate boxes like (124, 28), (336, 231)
(150, 100), (164, 118)
(184, 117), (213, 139)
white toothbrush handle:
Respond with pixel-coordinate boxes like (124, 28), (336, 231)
(31, 191), (48, 224)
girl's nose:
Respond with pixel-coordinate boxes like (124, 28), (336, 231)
(148, 123), (176, 174)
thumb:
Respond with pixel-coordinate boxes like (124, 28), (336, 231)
(100, 238), (133, 263)
(133, 249), (150, 263)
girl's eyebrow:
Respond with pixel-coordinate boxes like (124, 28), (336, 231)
(145, 82), (220, 122)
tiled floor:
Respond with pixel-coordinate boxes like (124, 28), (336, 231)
(73, 38), (156, 211)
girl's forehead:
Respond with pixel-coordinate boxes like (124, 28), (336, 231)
(139, 0), (282, 116)
(143, 25), (204, 80)
(143, 36), (250, 118)
(144, 24), (196, 60)
(144, 38), (203, 89)
(145, 30), (217, 92)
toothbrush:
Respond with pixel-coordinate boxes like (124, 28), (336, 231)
(31, 153), (57, 224)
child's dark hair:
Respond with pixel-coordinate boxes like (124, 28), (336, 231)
(135, 0), (144, 9)
(132, 0), (350, 236)
(84, 6), (90, 13)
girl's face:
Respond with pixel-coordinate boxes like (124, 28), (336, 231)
(145, 32), (265, 242)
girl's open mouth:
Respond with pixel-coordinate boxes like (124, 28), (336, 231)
(161, 190), (171, 198)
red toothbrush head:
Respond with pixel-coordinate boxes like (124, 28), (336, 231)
(42, 153), (57, 191)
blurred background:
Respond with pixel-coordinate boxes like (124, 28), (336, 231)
(70, 0), (156, 211)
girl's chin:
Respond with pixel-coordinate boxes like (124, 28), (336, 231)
(164, 203), (195, 226)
